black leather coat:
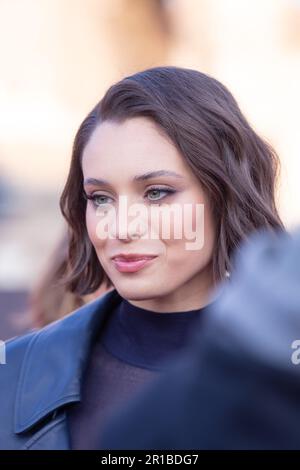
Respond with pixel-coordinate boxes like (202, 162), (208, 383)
(0, 288), (121, 449)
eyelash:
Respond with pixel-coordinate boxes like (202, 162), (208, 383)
(84, 187), (176, 207)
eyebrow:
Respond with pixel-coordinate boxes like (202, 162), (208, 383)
(83, 170), (184, 187)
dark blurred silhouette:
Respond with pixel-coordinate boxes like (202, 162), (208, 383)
(99, 227), (300, 450)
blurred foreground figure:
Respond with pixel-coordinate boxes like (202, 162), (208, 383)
(100, 227), (300, 450)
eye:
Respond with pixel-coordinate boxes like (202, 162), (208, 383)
(145, 187), (176, 203)
(83, 187), (176, 207)
(84, 193), (114, 207)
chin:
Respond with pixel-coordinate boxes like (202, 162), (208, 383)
(114, 282), (160, 301)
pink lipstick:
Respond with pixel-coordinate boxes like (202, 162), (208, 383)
(111, 255), (157, 273)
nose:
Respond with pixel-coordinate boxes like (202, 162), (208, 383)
(110, 196), (149, 241)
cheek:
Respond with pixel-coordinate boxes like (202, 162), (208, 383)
(153, 203), (200, 247)
(203, 203), (215, 250)
(86, 206), (101, 247)
(182, 201), (215, 263)
(190, 199), (206, 234)
(190, 200), (215, 246)
(191, 204), (198, 233)
(86, 205), (117, 250)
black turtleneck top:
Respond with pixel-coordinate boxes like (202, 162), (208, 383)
(68, 296), (210, 449)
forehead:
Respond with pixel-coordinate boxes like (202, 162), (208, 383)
(81, 117), (187, 176)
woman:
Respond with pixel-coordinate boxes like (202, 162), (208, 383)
(0, 66), (284, 450)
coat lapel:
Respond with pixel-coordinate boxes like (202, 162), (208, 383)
(13, 288), (122, 448)
(20, 412), (71, 450)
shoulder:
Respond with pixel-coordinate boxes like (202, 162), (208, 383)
(0, 288), (120, 400)
(1, 329), (36, 378)
(2, 287), (119, 365)
(0, 329), (37, 441)
(0, 288), (121, 447)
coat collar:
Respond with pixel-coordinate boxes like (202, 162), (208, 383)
(14, 288), (122, 434)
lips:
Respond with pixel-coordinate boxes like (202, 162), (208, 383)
(112, 254), (156, 261)
(111, 255), (157, 273)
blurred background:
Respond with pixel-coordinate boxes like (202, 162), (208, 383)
(0, 0), (299, 339)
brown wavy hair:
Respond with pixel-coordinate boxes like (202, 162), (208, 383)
(59, 66), (285, 295)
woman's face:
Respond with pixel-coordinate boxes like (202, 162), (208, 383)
(82, 116), (216, 311)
